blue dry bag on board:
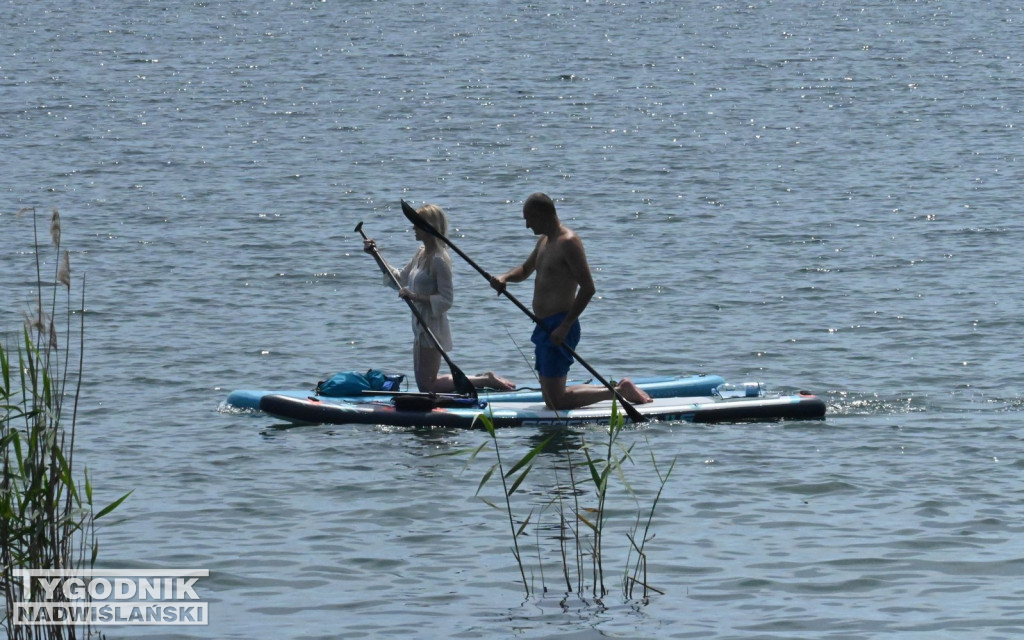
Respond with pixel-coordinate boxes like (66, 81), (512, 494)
(315, 369), (405, 397)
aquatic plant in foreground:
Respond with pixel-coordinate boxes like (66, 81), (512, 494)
(451, 399), (675, 603)
(1, 208), (131, 639)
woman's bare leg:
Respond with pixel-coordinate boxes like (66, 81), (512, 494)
(414, 346), (516, 393)
(413, 345), (444, 392)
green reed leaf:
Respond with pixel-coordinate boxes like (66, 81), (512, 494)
(96, 490), (134, 520)
(506, 463), (533, 497)
(515, 509), (534, 538)
(576, 511), (596, 532)
(476, 462), (499, 496)
(504, 435), (552, 479)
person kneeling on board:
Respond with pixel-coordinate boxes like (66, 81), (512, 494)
(364, 203), (515, 394)
(490, 192), (651, 411)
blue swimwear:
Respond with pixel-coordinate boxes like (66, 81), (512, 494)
(531, 312), (581, 379)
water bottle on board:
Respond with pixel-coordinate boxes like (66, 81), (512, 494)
(714, 382), (763, 398)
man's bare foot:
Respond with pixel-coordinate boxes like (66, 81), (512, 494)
(616, 378), (652, 404)
(481, 372), (516, 391)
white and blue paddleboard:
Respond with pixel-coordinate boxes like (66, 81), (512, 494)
(257, 390), (826, 428)
(223, 374), (827, 427)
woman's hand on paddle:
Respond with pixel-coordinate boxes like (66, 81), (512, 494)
(398, 286), (418, 302)
(363, 238), (376, 253)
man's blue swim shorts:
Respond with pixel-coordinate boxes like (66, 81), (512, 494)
(531, 312), (581, 379)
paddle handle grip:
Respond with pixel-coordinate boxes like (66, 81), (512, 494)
(356, 225), (403, 290)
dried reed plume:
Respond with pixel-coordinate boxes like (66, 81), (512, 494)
(22, 307), (49, 336)
(50, 207), (61, 248)
(58, 249), (71, 289)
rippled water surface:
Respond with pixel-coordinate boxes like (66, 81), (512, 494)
(3, 0), (1023, 637)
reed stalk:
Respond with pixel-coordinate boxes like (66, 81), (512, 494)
(624, 441), (675, 600)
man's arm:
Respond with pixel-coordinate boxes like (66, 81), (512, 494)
(491, 240), (540, 291)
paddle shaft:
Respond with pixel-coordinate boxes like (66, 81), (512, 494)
(399, 200), (645, 423)
(355, 222), (476, 399)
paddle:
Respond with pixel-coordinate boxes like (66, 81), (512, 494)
(399, 200), (646, 423)
(355, 221), (477, 399)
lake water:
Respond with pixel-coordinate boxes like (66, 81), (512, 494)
(2, 0), (1023, 638)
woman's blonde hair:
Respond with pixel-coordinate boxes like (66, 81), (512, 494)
(417, 204), (448, 237)
(415, 204), (452, 269)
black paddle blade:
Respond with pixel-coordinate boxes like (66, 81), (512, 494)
(621, 396), (647, 423)
(452, 367), (477, 399)
(401, 200), (442, 238)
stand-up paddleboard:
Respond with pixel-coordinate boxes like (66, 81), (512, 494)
(223, 374), (725, 413)
(258, 390), (826, 428)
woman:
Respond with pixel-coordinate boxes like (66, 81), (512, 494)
(363, 203), (515, 393)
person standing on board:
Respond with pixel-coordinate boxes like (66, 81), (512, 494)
(489, 192), (652, 411)
(363, 203), (516, 393)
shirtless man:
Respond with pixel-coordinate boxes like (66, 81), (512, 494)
(490, 192), (652, 411)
